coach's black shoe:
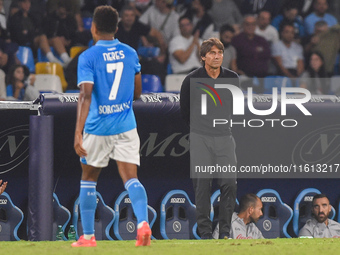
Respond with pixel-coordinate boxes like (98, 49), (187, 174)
(219, 232), (230, 239)
(201, 233), (213, 239)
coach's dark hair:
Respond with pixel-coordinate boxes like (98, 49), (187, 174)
(93, 6), (118, 34)
(312, 194), (329, 203)
(200, 38), (224, 62)
(239, 194), (259, 213)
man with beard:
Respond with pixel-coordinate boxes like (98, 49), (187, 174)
(299, 194), (340, 238)
(213, 194), (264, 239)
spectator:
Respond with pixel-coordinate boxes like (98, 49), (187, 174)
(208, 0), (242, 33)
(272, 2), (306, 40)
(304, 21), (340, 76)
(184, 0), (216, 40)
(47, 0), (85, 33)
(299, 51), (330, 94)
(128, 0), (152, 17)
(43, 0), (77, 66)
(231, 15), (271, 78)
(6, 64), (39, 101)
(304, 0), (338, 36)
(255, 10), (279, 44)
(0, 179), (7, 195)
(299, 194), (340, 238)
(116, 5), (166, 53)
(219, 24), (237, 71)
(272, 22), (304, 78)
(213, 194), (264, 239)
(168, 16), (202, 74)
(8, 0), (63, 65)
(240, 0), (283, 17)
(292, 0), (314, 18)
(139, 0), (180, 43)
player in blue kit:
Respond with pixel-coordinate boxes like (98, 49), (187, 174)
(72, 5), (151, 247)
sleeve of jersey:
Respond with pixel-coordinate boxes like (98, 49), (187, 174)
(77, 52), (95, 87)
(134, 51), (141, 74)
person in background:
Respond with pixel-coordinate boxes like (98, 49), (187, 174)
(299, 51), (330, 94)
(6, 64), (39, 101)
(299, 194), (340, 238)
(255, 10), (279, 44)
(219, 24), (237, 72)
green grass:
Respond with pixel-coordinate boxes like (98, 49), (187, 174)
(1, 239), (340, 255)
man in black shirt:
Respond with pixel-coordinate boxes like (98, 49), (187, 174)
(180, 38), (239, 239)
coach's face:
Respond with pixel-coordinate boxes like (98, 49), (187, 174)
(250, 198), (263, 223)
(312, 197), (331, 223)
(202, 45), (223, 70)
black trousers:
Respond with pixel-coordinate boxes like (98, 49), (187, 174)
(190, 133), (237, 237)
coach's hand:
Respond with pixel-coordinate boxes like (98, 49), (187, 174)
(74, 132), (87, 157)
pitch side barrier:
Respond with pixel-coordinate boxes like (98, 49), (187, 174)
(1, 93), (340, 240)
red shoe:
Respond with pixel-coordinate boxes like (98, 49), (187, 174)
(135, 221), (151, 247)
(71, 235), (97, 247)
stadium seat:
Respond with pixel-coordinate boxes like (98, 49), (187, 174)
(35, 62), (68, 91)
(141, 74), (163, 93)
(0, 192), (24, 241)
(113, 191), (157, 240)
(34, 74), (63, 93)
(330, 76), (340, 95)
(70, 46), (87, 59)
(137, 46), (160, 59)
(37, 47), (62, 63)
(164, 74), (186, 92)
(160, 189), (198, 239)
(334, 53), (340, 75)
(263, 76), (293, 94)
(293, 188), (336, 237)
(16, 46), (35, 73)
(256, 189), (293, 238)
(52, 193), (71, 241)
(82, 17), (93, 30)
(72, 191), (115, 240)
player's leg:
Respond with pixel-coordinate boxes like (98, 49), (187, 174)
(72, 133), (110, 247)
(72, 164), (101, 247)
(114, 128), (151, 246)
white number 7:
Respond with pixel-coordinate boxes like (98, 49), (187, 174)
(107, 62), (124, 100)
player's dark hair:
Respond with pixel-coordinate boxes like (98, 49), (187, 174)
(239, 194), (259, 213)
(93, 5), (118, 34)
(200, 37), (224, 61)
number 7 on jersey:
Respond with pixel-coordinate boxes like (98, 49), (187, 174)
(107, 62), (124, 100)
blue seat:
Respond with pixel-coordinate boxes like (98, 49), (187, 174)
(37, 47), (62, 63)
(160, 190), (198, 239)
(72, 191), (115, 240)
(113, 191), (157, 240)
(141, 74), (163, 93)
(0, 192), (24, 241)
(82, 17), (92, 30)
(16, 46), (35, 73)
(52, 193), (71, 241)
(137, 46), (160, 59)
(293, 188), (335, 237)
(256, 189), (293, 238)
(263, 76), (293, 94)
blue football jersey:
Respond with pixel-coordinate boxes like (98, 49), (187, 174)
(77, 39), (141, 135)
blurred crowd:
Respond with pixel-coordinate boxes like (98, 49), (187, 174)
(0, 0), (340, 100)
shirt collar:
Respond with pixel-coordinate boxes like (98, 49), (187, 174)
(95, 39), (120, 47)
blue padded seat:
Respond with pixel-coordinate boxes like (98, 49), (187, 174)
(256, 189), (293, 238)
(160, 190), (198, 239)
(52, 193), (71, 241)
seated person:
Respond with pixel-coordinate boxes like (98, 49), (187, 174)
(213, 193), (264, 239)
(272, 22), (304, 78)
(219, 24), (237, 71)
(299, 51), (330, 95)
(299, 194), (340, 238)
(6, 64), (39, 101)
